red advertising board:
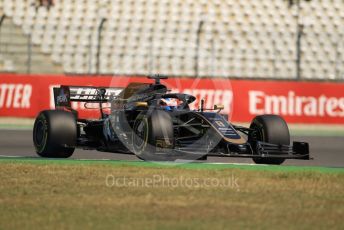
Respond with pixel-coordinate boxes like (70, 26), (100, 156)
(0, 74), (343, 124)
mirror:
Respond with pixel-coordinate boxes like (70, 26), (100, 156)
(135, 102), (148, 107)
(214, 104), (224, 110)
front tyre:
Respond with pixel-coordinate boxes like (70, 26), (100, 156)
(132, 110), (174, 161)
(33, 110), (76, 158)
(249, 115), (290, 165)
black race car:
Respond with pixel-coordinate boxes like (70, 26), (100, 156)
(33, 76), (310, 164)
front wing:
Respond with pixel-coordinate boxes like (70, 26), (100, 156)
(205, 141), (310, 160)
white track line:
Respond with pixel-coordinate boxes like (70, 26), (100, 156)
(204, 162), (264, 166)
(0, 155), (28, 158)
(77, 158), (112, 161)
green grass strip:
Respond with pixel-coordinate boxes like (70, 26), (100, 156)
(0, 124), (33, 130)
(290, 129), (344, 136)
(0, 157), (342, 174)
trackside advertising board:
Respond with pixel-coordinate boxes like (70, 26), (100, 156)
(0, 74), (343, 124)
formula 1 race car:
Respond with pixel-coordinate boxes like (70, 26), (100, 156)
(33, 76), (310, 164)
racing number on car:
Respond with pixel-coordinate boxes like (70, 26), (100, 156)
(215, 120), (225, 127)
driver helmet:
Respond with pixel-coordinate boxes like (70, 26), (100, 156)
(160, 98), (178, 111)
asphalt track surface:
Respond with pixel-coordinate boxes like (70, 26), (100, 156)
(0, 130), (343, 167)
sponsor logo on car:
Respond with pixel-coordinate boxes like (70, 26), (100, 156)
(56, 88), (68, 104)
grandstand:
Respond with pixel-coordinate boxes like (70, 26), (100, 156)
(0, 0), (343, 79)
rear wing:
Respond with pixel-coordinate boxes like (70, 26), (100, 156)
(53, 86), (123, 108)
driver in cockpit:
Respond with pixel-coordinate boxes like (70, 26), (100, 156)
(160, 98), (180, 111)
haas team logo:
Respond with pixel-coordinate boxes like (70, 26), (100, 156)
(57, 88), (68, 103)
(54, 86), (71, 107)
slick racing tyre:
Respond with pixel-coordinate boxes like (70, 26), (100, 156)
(33, 110), (76, 158)
(249, 115), (290, 165)
(132, 110), (175, 161)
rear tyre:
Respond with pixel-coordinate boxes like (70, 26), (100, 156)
(33, 110), (76, 158)
(249, 115), (290, 165)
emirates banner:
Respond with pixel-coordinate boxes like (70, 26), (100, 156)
(0, 74), (343, 124)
